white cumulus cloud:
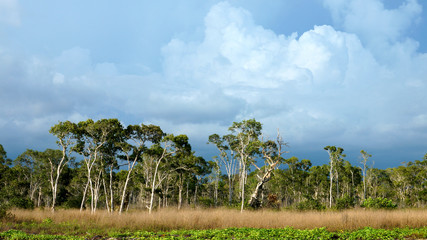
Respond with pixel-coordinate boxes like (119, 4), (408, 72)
(160, 1), (427, 156)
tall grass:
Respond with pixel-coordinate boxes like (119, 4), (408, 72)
(7, 208), (427, 232)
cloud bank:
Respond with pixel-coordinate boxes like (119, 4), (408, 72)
(0, 0), (426, 166)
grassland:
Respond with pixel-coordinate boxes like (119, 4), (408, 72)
(1, 208), (427, 239)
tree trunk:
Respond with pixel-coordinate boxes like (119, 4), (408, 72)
(194, 183), (198, 206)
(178, 185), (183, 210)
(149, 160), (161, 214)
(109, 164), (114, 212)
(102, 178), (110, 212)
(80, 180), (89, 212)
(248, 169), (273, 208)
(329, 163), (334, 208)
(228, 176), (233, 206)
(240, 164), (246, 212)
(119, 169), (133, 214)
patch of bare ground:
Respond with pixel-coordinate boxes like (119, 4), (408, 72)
(8, 208), (427, 232)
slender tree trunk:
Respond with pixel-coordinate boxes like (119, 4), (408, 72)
(228, 176), (233, 206)
(38, 186), (42, 208)
(119, 169), (133, 214)
(92, 170), (102, 213)
(186, 182), (189, 206)
(178, 185), (183, 210)
(194, 182), (198, 206)
(80, 181), (89, 212)
(240, 163), (246, 213)
(49, 165), (56, 212)
(149, 160), (161, 214)
(109, 165), (114, 212)
(329, 164), (334, 208)
(214, 176), (218, 207)
(102, 178), (110, 212)
(89, 176), (94, 212)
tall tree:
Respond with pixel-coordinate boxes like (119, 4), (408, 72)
(49, 121), (77, 212)
(167, 135), (194, 210)
(228, 119), (262, 212)
(14, 149), (49, 208)
(359, 150), (372, 201)
(75, 119), (122, 213)
(324, 146), (345, 208)
(147, 134), (189, 213)
(248, 130), (287, 208)
(117, 123), (164, 214)
(208, 134), (238, 205)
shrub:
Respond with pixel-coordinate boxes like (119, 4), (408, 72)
(336, 195), (355, 210)
(198, 197), (215, 208)
(0, 203), (14, 220)
(361, 197), (397, 209)
(10, 197), (34, 209)
(296, 198), (326, 211)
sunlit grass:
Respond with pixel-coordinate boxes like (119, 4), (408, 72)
(4, 207), (427, 233)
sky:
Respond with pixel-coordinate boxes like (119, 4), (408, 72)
(0, 0), (426, 169)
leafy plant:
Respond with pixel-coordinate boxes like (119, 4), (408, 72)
(336, 195), (355, 210)
(296, 198), (326, 210)
(361, 197), (397, 209)
(0, 203), (14, 220)
(42, 217), (53, 224)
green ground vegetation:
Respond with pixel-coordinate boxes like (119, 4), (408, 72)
(1, 226), (426, 240)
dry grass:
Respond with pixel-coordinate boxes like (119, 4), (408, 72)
(8, 208), (427, 232)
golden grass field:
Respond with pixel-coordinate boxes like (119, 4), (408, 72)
(8, 208), (427, 232)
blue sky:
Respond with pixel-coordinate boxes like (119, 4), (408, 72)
(0, 0), (426, 168)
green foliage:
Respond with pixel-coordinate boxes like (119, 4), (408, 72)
(336, 195), (355, 210)
(2, 227), (426, 240)
(296, 198), (326, 211)
(42, 218), (53, 224)
(0, 203), (14, 220)
(10, 197), (34, 209)
(361, 197), (397, 209)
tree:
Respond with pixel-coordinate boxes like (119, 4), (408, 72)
(324, 146), (345, 208)
(118, 123), (164, 213)
(74, 119), (122, 213)
(14, 149), (48, 208)
(359, 150), (372, 201)
(248, 130), (287, 208)
(0, 144), (12, 211)
(0, 144), (7, 165)
(49, 121), (77, 212)
(208, 134), (238, 206)
(167, 134), (194, 210)
(43, 149), (69, 212)
(228, 119), (262, 212)
(147, 134), (188, 213)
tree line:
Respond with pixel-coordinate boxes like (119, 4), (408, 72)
(0, 118), (426, 213)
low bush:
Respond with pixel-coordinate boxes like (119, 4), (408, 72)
(361, 197), (397, 209)
(296, 198), (326, 211)
(336, 195), (355, 210)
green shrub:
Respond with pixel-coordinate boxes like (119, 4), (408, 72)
(361, 197), (397, 209)
(10, 197), (34, 209)
(0, 203), (14, 220)
(42, 217), (53, 224)
(296, 198), (326, 211)
(336, 195), (355, 210)
(198, 197), (215, 208)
